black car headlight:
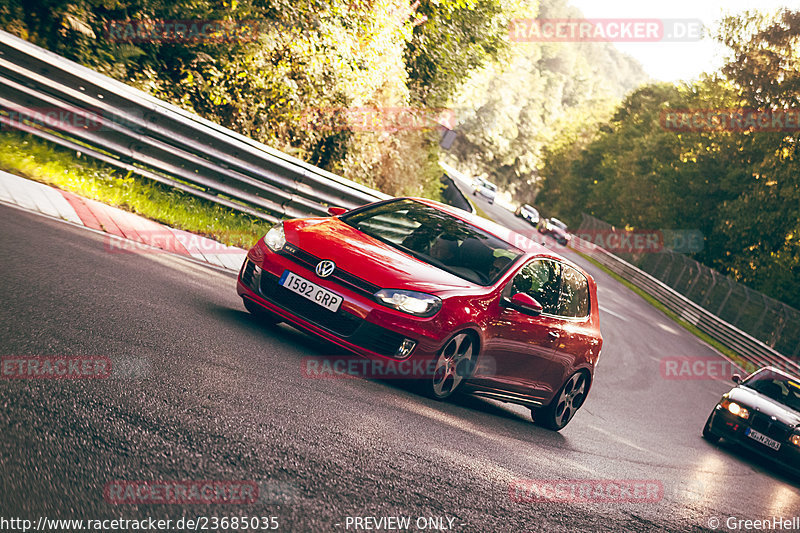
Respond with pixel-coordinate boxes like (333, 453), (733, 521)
(265, 223), (286, 252)
(374, 289), (442, 317)
(790, 432), (800, 448)
(719, 398), (750, 420)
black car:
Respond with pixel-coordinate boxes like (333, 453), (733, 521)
(703, 366), (800, 475)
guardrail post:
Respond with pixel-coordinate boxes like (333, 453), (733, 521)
(731, 287), (752, 329)
(700, 269), (718, 307)
(750, 293), (769, 338)
(716, 280), (734, 317)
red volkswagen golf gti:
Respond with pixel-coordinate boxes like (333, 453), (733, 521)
(237, 198), (603, 430)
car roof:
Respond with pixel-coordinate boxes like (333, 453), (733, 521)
(752, 366), (800, 381)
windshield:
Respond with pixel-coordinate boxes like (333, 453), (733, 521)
(485, 183), (498, 192)
(341, 199), (522, 285)
(550, 218), (567, 230)
(742, 369), (800, 413)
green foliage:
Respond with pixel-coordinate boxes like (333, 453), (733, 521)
(536, 8), (800, 309)
(0, 0), (506, 199)
(446, 0), (648, 201)
(404, 0), (517, 105)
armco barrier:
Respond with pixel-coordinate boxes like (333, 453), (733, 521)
(0, 30), (389, 223)
(570, 236), (800, 374)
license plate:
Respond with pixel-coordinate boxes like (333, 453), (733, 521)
(279, 270), (342, 313)
(745, 427), (781, 451)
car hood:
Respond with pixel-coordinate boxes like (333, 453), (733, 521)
(550, 226), (568, 238)
(728, 386), (800, 428)
(284, 218), (479, 292)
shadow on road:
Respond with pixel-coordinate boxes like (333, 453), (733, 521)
(705, 438), (800, 487)
(205, 301), (571, 445)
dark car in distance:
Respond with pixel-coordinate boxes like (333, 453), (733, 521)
(237, 198), (603, 430)
(703, 366), (800, 475)
(515, 204), (540, 226)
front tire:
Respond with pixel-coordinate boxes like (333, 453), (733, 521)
(423, 332), (478, 400)
(532, 371), (589, 431)
(702, 414), (720, 443)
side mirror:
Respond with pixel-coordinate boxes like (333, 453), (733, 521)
(732, 374), (741, 384)
(327, 206), (348, 216)
(504, 293), (543, 316)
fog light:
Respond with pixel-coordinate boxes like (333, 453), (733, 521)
(395, 339), (417, 358)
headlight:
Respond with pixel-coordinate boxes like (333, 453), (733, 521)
(791, 432), (800, 448)
(265, 223), (286, 252)
(374, 289), (442, 317)
(720, 398), (750, 419)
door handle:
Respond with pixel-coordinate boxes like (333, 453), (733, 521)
(548, 331), (560, 339)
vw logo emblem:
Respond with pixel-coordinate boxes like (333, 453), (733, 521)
(315, 260), (336, 278)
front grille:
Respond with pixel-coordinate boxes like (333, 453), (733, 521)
(750, 413), (792, 441)
(333, 269), (381, 295)
(258, 273), (408, 357)
(282, 244), (317, 269)
(281, 244), (380, 296)
(350, 322), (407, 357)
(241, 259), (256, 288)
(260, 273), (361, 337)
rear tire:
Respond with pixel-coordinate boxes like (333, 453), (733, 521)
(532, 371), (589, 431)
(243, 299), (281, 325)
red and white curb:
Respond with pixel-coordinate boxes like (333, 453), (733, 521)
(0, 169), (247, 271)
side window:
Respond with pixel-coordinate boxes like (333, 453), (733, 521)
(509, 259), (562, 314)
(557, 265), (590, 318)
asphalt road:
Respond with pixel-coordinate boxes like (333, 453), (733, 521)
(1, 200), (798, 532)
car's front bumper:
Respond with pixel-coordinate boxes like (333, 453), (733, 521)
(707, 407), (800, 475)
(236, 242), (449, 368)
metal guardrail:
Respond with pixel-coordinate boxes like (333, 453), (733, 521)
(0, 30), (390, 224)
(570, 235), (800, 374)
(579, 213), (800, 361)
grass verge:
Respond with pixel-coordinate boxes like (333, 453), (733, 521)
(575, 249), (753, 370)
(0, 132), (272, 249)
